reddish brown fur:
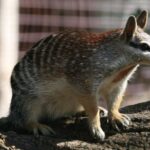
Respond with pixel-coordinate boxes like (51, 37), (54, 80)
(81, 29), (122, 44)
(112, 65), (136, 83)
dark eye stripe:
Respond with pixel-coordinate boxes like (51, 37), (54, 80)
(129, 42), (150, 52)
(140, 43), (150, 51)
(129, 42), (139, 48)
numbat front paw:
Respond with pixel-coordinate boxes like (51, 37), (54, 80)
(90, 126), (105, 141)
(109, 112), (131, 131)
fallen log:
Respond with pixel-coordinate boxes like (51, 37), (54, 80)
(0, 101), (150, 150)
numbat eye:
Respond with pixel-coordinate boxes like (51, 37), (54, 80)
(140, 43), (150, 51)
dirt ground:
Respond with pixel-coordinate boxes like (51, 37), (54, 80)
(0, 101), (150, 150)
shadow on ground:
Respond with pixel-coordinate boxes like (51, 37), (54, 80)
(0, 101), (150, 150)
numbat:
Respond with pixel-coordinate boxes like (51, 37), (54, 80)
(0, 10), (150, 141)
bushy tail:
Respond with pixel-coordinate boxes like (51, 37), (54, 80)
(0, 116), (11, 130)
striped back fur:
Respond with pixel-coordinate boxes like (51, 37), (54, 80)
(11, 30), (122, 94)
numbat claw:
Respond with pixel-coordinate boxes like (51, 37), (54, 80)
(109, 113), (131, 131)
(26, 122), (55, 137)
(91, 126), (105, 141)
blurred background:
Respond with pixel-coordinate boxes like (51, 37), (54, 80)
(0, 0), (150, 117)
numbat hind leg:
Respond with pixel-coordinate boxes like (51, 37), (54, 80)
(26, 122), (55, 137)
(22, 95), (56, 137)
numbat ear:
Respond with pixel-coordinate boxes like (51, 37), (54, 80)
(121, 16), (137, 41)
(137, 10), (148, 29)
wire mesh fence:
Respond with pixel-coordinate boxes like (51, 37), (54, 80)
(0, 0), (150, 117)
(19, 0), (150, 106)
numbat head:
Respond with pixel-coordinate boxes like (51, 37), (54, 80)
(0, 10), (150, 141)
